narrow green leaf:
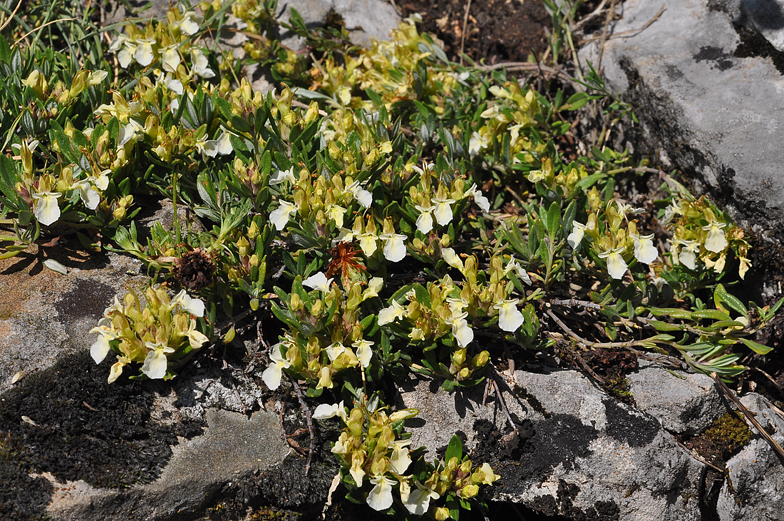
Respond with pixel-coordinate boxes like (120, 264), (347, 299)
(740, 338), (773, 355)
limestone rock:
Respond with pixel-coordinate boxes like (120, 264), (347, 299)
(716, 392), (784, 521)
(627, 360), (725, 435)
(400, 369), (706, 520)
(585, 0), (784, 254)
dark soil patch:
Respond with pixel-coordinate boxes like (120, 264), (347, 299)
(397, 0), (551, 64)
(0, 351), (205, 520)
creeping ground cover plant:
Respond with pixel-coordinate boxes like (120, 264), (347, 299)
(1, 0), (782, 517)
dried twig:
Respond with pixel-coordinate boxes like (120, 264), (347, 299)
(710, 372), (784, 462)
(459, 0), (472, 66)
(672, 437), (724, 473)
(0, 0), (23, 32)
(552, 298), (604, 311)
(291, 379), (316, 475)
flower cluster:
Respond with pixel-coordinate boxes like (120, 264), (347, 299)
(90, 287), (209, 382)
(469, 81), (543, 157)
(664, 195), (751, 278)
(313, 396), (499, 515)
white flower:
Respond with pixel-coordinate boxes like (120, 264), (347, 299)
(172, 290), (206, 317)
(494, 299), (524, 332)
(269, 167), (296, 185)
(303, 272), (333, 293)
(468, 131), (488, 156)
(117, 40), (137, 68)
(141, 342), (175, 379)
(325, 342), (347, 361)
(703, 221), (728, 253)
(357, 232), (378, 256)
(176, 11), (201, 35)
(262, 343), (291, 390)
(326, 204), (347, 228)
(388, 440), (412, 474)
(367, 476), (396, 511)
(32, 191), (61, 226)
(270, 200), (298, 230)
(133, 38), (155, 67)
(567, 221), (586, 249)
(633, 233), (658, 264)
(403, 481), (440, 515)
(160, 45), (181, 73)
(186, 319), (209, 349)
(678, 239), (699, 270)
(616, 200), (644, 218)
(191, 48), (215, 78)
(108, 33), (129, 53)
(157, 72), (183, 94)
(441, 247), (464, 271)
(347, 180), (372, 208)
(450, 312), (473, 347)
(504, 255), (532, 285)
(362, 277), (384, 301)
(414, 205), (434, 234)
(72, 179), (100, 210)
(93, 169), (111, 191)
(378, 300), (406, 325)
(431, 196), (455, 226)
(380, 233), (407, 262)
(108, 355), (130, 384)
(350, 454), (366, 486)
(204, 131), (233, 157)
(89, 321), (115, 364)
(446, 297), (467, 318)
(598, 247), (628, 280)
(409, 327), (425, 341)
(313, 401), (347, 422)
(464, 183), (490, 212)
(352, 338), (374, 368)
(661, 200), (682, 225)
(87, 70), (108, 86)
(118, 118), (144, 147)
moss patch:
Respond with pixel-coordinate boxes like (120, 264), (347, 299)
(686, 411), (752, 467)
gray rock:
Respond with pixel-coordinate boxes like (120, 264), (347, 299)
(46, 408), (290, 520)
(584, 0), (784, 251)
(0, 249), (142, 393)
(741, 0), (784, 52)
(627, 360), (725, 435)
(400, 370), (706, 520)
(716, 392), (784, 521)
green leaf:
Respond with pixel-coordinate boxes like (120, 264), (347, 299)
(691, 309), (732, 321)
(545, 201), (561, 239)
(740, 338), (774, 355)
(648, 307), (693, 320)
(714, 284), (747, 315)
(445, 434), (463, 463)
(649, 320), (684, 332)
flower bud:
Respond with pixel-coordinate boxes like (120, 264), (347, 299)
(250, 298), (259, 311)
(471, 350), (489, 369)
(311, 299), (324, 317)
(223, 326), (236, 344)
(290, 293), (302, 311)
(458, 367), (470, 380)
(434, 507), (450, 521)
(451, 348), (467, 367)
(460, 484), (479, 499)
